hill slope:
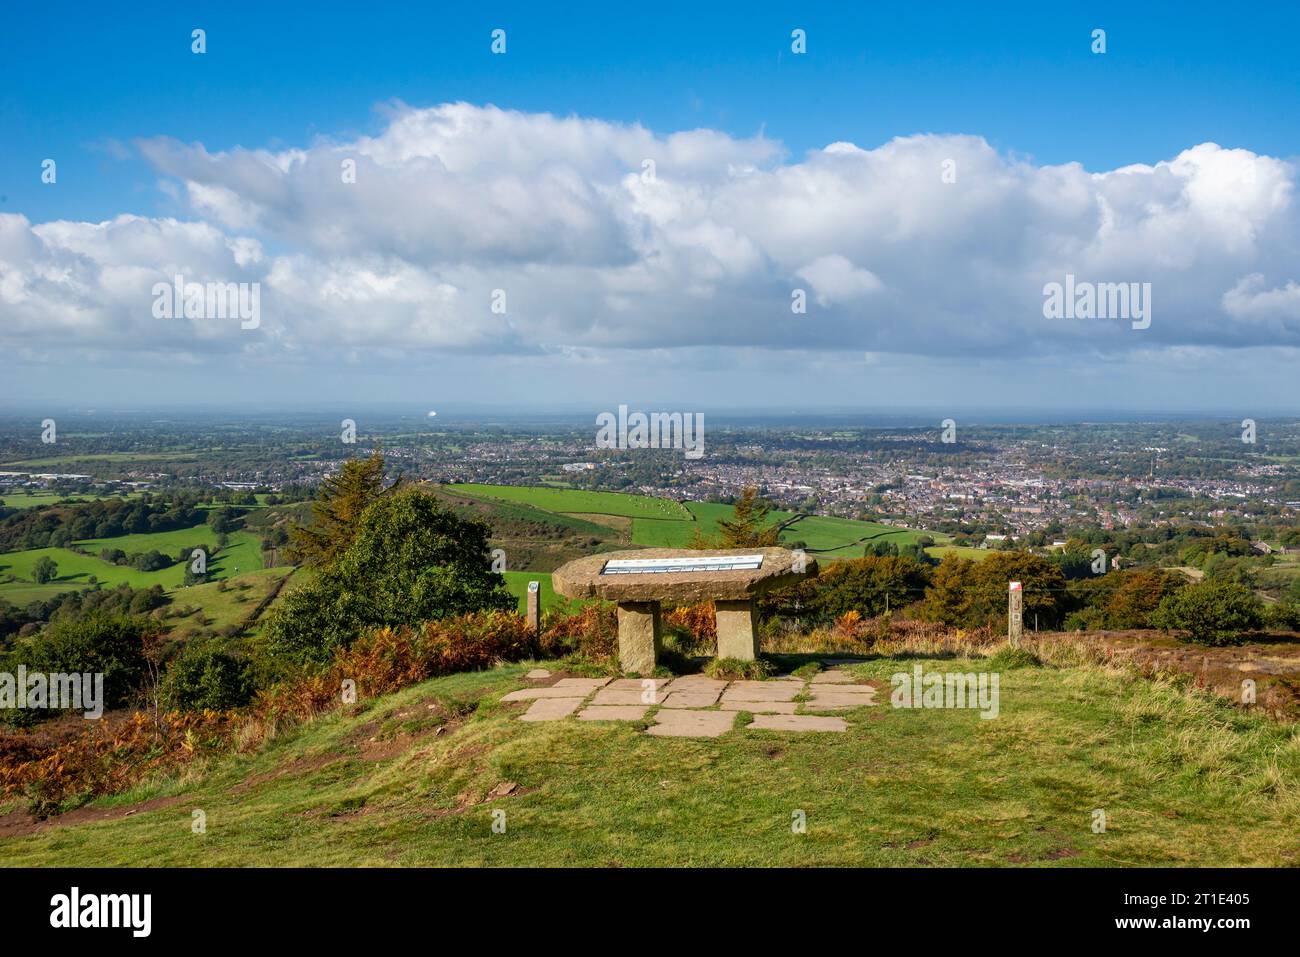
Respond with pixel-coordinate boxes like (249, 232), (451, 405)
(2, 653), (1295, 866)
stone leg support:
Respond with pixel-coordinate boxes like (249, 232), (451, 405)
(715, 599), (759, 661)
(616, 601), (662, 674)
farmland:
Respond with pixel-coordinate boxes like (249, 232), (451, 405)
(0, 524), (277, 600)
(450, 484), (691, 521)
(0, 491), (140, 510)
(448, 483), (944, 557)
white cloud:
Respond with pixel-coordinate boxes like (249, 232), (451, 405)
(796, 254), (883, 306)
(3, 104), (1299, 376)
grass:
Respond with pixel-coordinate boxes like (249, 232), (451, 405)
(443, 484), (945, 560)
(3, 650), (1297, 866)
(161, 569), (291, 637)
(631, 500), (943, 555)
(0, 451), (202, 468)
(450, 484), (691, 521)
(0, 526), (273, 597)
(0, 492), (110, 510)
(926, 545), (991, 561)
(500, 571), (558, 614)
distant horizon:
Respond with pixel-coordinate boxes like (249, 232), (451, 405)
(3, 404), (1299, 427)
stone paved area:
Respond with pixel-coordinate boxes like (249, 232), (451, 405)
(507, 670), (879, 737)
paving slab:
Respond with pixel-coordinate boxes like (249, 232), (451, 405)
(750, 714), (848, 732)
(809, 684), (877, 695)
(661, 690), (723, 708)
(519, 697), (585, 721)
(578, 705), (650, 721)
(811, 671), (853, 684)
(525, 669), (552, 679)
(717, 700), (797, 713)
(552, 677), (614, 691)
(667, 677), (728, 692)
(804, 691), (880, 710)
(647, 709), (736, 738)
(591, 687), (671, 706)
(719, 684), (801, 703)
(603, 677), (672, 692)
(502, 687), (597, 702)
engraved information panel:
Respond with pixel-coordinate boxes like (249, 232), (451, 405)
(601, 555), (764, 575)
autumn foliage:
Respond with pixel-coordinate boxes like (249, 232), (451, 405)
(1, 611), (536, 815)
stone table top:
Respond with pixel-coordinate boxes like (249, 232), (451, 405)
(551, 547), (817, 604)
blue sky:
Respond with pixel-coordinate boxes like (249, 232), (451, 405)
(2, 1), (1299, 412)
(6, 1), (1298, 221)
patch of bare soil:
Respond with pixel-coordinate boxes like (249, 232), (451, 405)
(0, 794), (185, 838)
(1055, 630), (1300, 721)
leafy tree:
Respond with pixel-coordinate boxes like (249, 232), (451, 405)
(783, 554), (931, 619)
(1102, 568), (1185, 629)
(923, 552), (1069, 629)
(1050, 539), (1101, 580)
(712, 487), (781, 548)
(207, 507), (240, 535)
(162, 645), (254, 711)
(31, 556), (58, 584)
(263, 487), (514, 666)
(128, 550), (172, 572)
(1153, 580), (1262, 646)
(3, 614), (152, 722)
(921, 556), (975, 626)
(288, 450), (394, 566)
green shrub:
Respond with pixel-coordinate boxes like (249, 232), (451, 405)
(1, 614), (151, 725)
(162, 645), (255, 711)
(31, 556), (58, 584)
(1153, 580), (1262, 646)
(263, 487), (515, 667)
(1262, 601), (1300, 632)
(983, 645), (1041, 670)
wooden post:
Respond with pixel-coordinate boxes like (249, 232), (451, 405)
(1008, 581), (1023, 647)
(526, 580), (541, 638)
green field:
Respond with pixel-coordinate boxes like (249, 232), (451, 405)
(451, 486), (943, 559)
(501, 571), (559, 613)
(780, 514), (937, 556)
(451, 484), (690, 521)
(0, 491), (140, 510)
(926, 545), (992, 561)
(0, 451), (202, 468)
(3, 650), (1295, 866)
(162, 569), (292, 637)
(0, 524), (272, 600)
(630, 501), (942, 555)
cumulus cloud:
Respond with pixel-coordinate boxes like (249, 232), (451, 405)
(3, 102), (1299, 370)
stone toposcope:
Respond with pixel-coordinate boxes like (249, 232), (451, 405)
(552, 547), (818, 674)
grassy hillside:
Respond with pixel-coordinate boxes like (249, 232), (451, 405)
(0, 527), (271, 598)
(2, 651), (1296, 866)
(0, 492), (105, 510)
(160, 568), (292, 639)
(451, 483), (691, 520)
(450, 484), (944, 559)
(926, 545), (992, 561)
